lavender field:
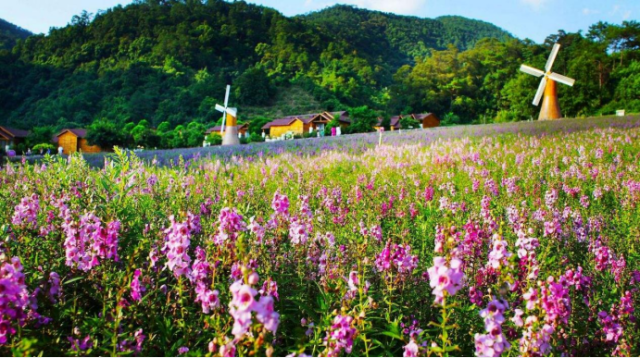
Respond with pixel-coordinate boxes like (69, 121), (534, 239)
(2, 116), (640, 356)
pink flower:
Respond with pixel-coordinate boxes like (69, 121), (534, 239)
(162, 216), (192, 278)
(130, 269), (144, 302)
(272, 192), (290, 216)
(255, 296), (280, 333)
(213, 208), (247, 245)
(324, 315), (357, 356)
(48, 272), (61, 303)
(427, 257), (464, 304)
(403, 340), (419, 357)
(12, 194), (39, 228)
(0, 257), (35, 345)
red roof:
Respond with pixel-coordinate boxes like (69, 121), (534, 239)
(0, 126), (30, 138)
(57, 128), (88, 138)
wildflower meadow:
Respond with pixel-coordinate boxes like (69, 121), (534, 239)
(1, 118), (640, 356)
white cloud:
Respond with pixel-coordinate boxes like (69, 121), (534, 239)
(582, 8), (599, 16)
(623, 10), (631, 20)
(304, 0), (427, 15)
(520, 0), (549, 11)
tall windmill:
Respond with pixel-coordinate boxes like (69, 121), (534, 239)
(215, 85), (240, 146)
(520, 43), (575, 120)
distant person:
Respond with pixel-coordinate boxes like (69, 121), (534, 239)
(27, 148), (32, 156)
(58, 146), (63, 156)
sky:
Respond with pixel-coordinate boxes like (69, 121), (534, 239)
(0, 0), (637, 43)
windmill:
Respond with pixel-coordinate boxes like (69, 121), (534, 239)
(215, 85), (240, 146)
(520, 43), (575, 120)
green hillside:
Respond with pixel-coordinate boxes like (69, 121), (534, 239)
(0, 18), (32, 50)
(0, 0), (638, 151)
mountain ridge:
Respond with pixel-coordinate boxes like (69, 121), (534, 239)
(0, 18), (32, 50)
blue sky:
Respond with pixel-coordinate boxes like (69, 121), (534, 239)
(1, 0), (637, 43)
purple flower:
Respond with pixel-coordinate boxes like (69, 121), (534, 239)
(324, 315), (357, 356)
(162, 216), (192, 278)
(48, 272), (61, 303)
(178, 346), (189, 354)
(427, 257), (464, 305)
(272, 192), (290, 216)
(130, 269), (144, 302)
(12, 194), (39, 228)
(0, 257), (35, 345)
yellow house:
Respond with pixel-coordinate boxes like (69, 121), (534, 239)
(262, 116), (310, 138)
(56, 129), (101, 155)
(262, 111), (351, 138)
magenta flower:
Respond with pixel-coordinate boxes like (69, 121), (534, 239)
(427, 257), (464, 304)
(162, 216), (192, 278)
(130, 269), (144, 302)
(12, 194), (39, 228)
(272, 192), (290, 216)
(48, 272), (61, 303)
(213, 208), (247, 245)
(403, 339), (419, 357)
(324, 315), (357, 356)
(0, 257), (35, 345)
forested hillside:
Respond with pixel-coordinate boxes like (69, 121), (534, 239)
(0, 18), (32, 50)
(0, 0), (638, 147)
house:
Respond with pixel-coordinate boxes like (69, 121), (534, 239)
(206, 123), (249, 138)
(375, 113), (440, 131)
(261, 111), (351, 138)
(327, 111), (351, 128)
(374, 115), (402, 131)
(413, 113), (441, 128)
(0, 126), (29, 150)
(56, 129), (101, 155)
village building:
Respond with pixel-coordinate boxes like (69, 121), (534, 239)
(56, 129), (101, 155)
(375, 113), (440, 131)
(206, 123), (249, 138)
(413, 113), (441, 128)
(0, 126), (29, 150)
(262, 111), (351, 138)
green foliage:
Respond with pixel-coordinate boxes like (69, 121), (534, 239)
(0, 3), (639, 136)
(0, 18), (31, 50)
(207, 132), (222, 146)
(32, 143), (55, 152)
(235, 67), (276, 106)
(399, 116), (420, 129)
(87, 120), (124, 149)
(25, 127), (55, 149)
(249, 132), (264, 143)
(348, 106), (379, 133)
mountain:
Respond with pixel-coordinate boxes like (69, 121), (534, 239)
(301, 6), (512, 66)
(0, 1), (512, 131)
(0, 18), (32, 50)
(1, 0), (636, 144)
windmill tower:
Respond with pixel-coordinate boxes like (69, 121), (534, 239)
(520, 43), (575, 120)
(215, 85), (240, 146)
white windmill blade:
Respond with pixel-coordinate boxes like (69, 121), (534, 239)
(545, 43), (561, 73)
(224, 85), (231, 107)
(520, 64), (545, 77)
(533, 76), (547, 106)
(220, 113), (227, 134)
(227, 108), (237, 118)
(548, 72), (575, 87)
(215, 104), (226, 113)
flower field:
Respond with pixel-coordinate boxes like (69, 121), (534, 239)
(2, 118), (640, 356)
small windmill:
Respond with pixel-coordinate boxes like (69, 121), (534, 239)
(520, 43), (575, 120)
(215, 85), (240, 146)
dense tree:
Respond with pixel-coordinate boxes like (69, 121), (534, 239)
(0, 1), (637, 147)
